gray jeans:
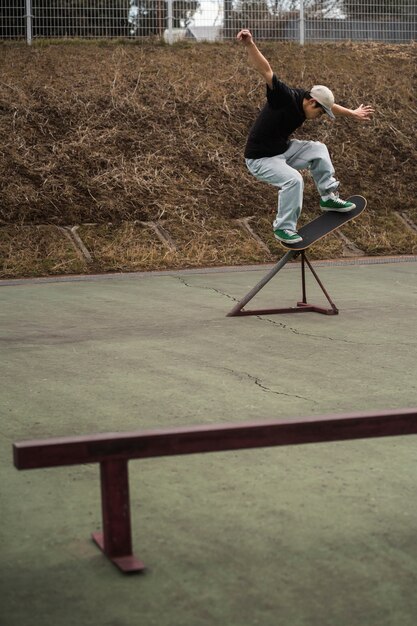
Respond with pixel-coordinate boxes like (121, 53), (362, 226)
(245, 139), (339, 231)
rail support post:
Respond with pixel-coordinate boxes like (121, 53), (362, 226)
(92, 459), (145, 573)
(227, 250), (338, 316)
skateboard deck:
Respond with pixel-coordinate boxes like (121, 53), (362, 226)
(280, 195), (367, 251)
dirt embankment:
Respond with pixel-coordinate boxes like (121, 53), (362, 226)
(0, 40), (416, 277)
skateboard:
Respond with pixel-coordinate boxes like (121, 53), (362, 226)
(280, 195), (367, 251)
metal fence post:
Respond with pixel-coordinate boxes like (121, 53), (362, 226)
(167, 0), (174, 44)
(25, 0), (32, 45)
(299, 0), (305, 45)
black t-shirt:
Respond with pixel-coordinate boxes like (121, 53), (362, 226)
(244, 75), (308, 159)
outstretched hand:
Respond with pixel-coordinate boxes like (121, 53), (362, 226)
(352, 104), (375, 121)
(236, 29), (253, 46)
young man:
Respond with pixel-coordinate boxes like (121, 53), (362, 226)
(237, 29), (374, 244)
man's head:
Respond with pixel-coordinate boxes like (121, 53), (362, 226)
(303, 85), (335, 120)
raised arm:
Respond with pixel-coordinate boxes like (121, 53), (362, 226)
(332, 103), (375, 121)
(236, 29), (274, 89)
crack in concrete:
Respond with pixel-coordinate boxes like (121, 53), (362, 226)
(174, 275), (382, 346)
(174, 275), (239, 303)
(218, 366), (317, 404)
(256, 315), (381, 345)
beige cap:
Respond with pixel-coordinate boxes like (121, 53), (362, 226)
(310, 85), (335, 119)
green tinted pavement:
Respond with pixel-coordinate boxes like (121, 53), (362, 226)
(1, 259), (417, 626)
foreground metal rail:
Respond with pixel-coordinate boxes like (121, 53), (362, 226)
(14, 408), (417, 573)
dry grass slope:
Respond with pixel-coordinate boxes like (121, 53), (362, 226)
(0, 40), (416, 277)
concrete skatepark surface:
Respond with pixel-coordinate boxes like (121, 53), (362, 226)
(1, 258), (417, 626)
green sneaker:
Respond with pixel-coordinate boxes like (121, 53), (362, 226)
(320, 194), (356, 212)
(273, 229), (303, 244)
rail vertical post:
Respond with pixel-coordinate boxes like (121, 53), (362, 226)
(300, 251), (307, 304)
(303, 255), (339, 314)
(92, 459), (145, 573)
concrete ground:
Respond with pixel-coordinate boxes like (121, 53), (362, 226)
(1, 258), (417, 626)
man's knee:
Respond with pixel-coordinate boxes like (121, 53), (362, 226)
(284, 170), (304, 190)
(311, 141), (330, 160)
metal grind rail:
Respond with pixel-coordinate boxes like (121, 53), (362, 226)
(13, 408), (417, 574)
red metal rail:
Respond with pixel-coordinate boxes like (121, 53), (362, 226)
(13, 409), (417, 573)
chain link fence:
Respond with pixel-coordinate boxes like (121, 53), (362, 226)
(1, 1), (416, 43)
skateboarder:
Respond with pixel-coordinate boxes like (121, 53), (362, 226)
(237, 29), (374, 244)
